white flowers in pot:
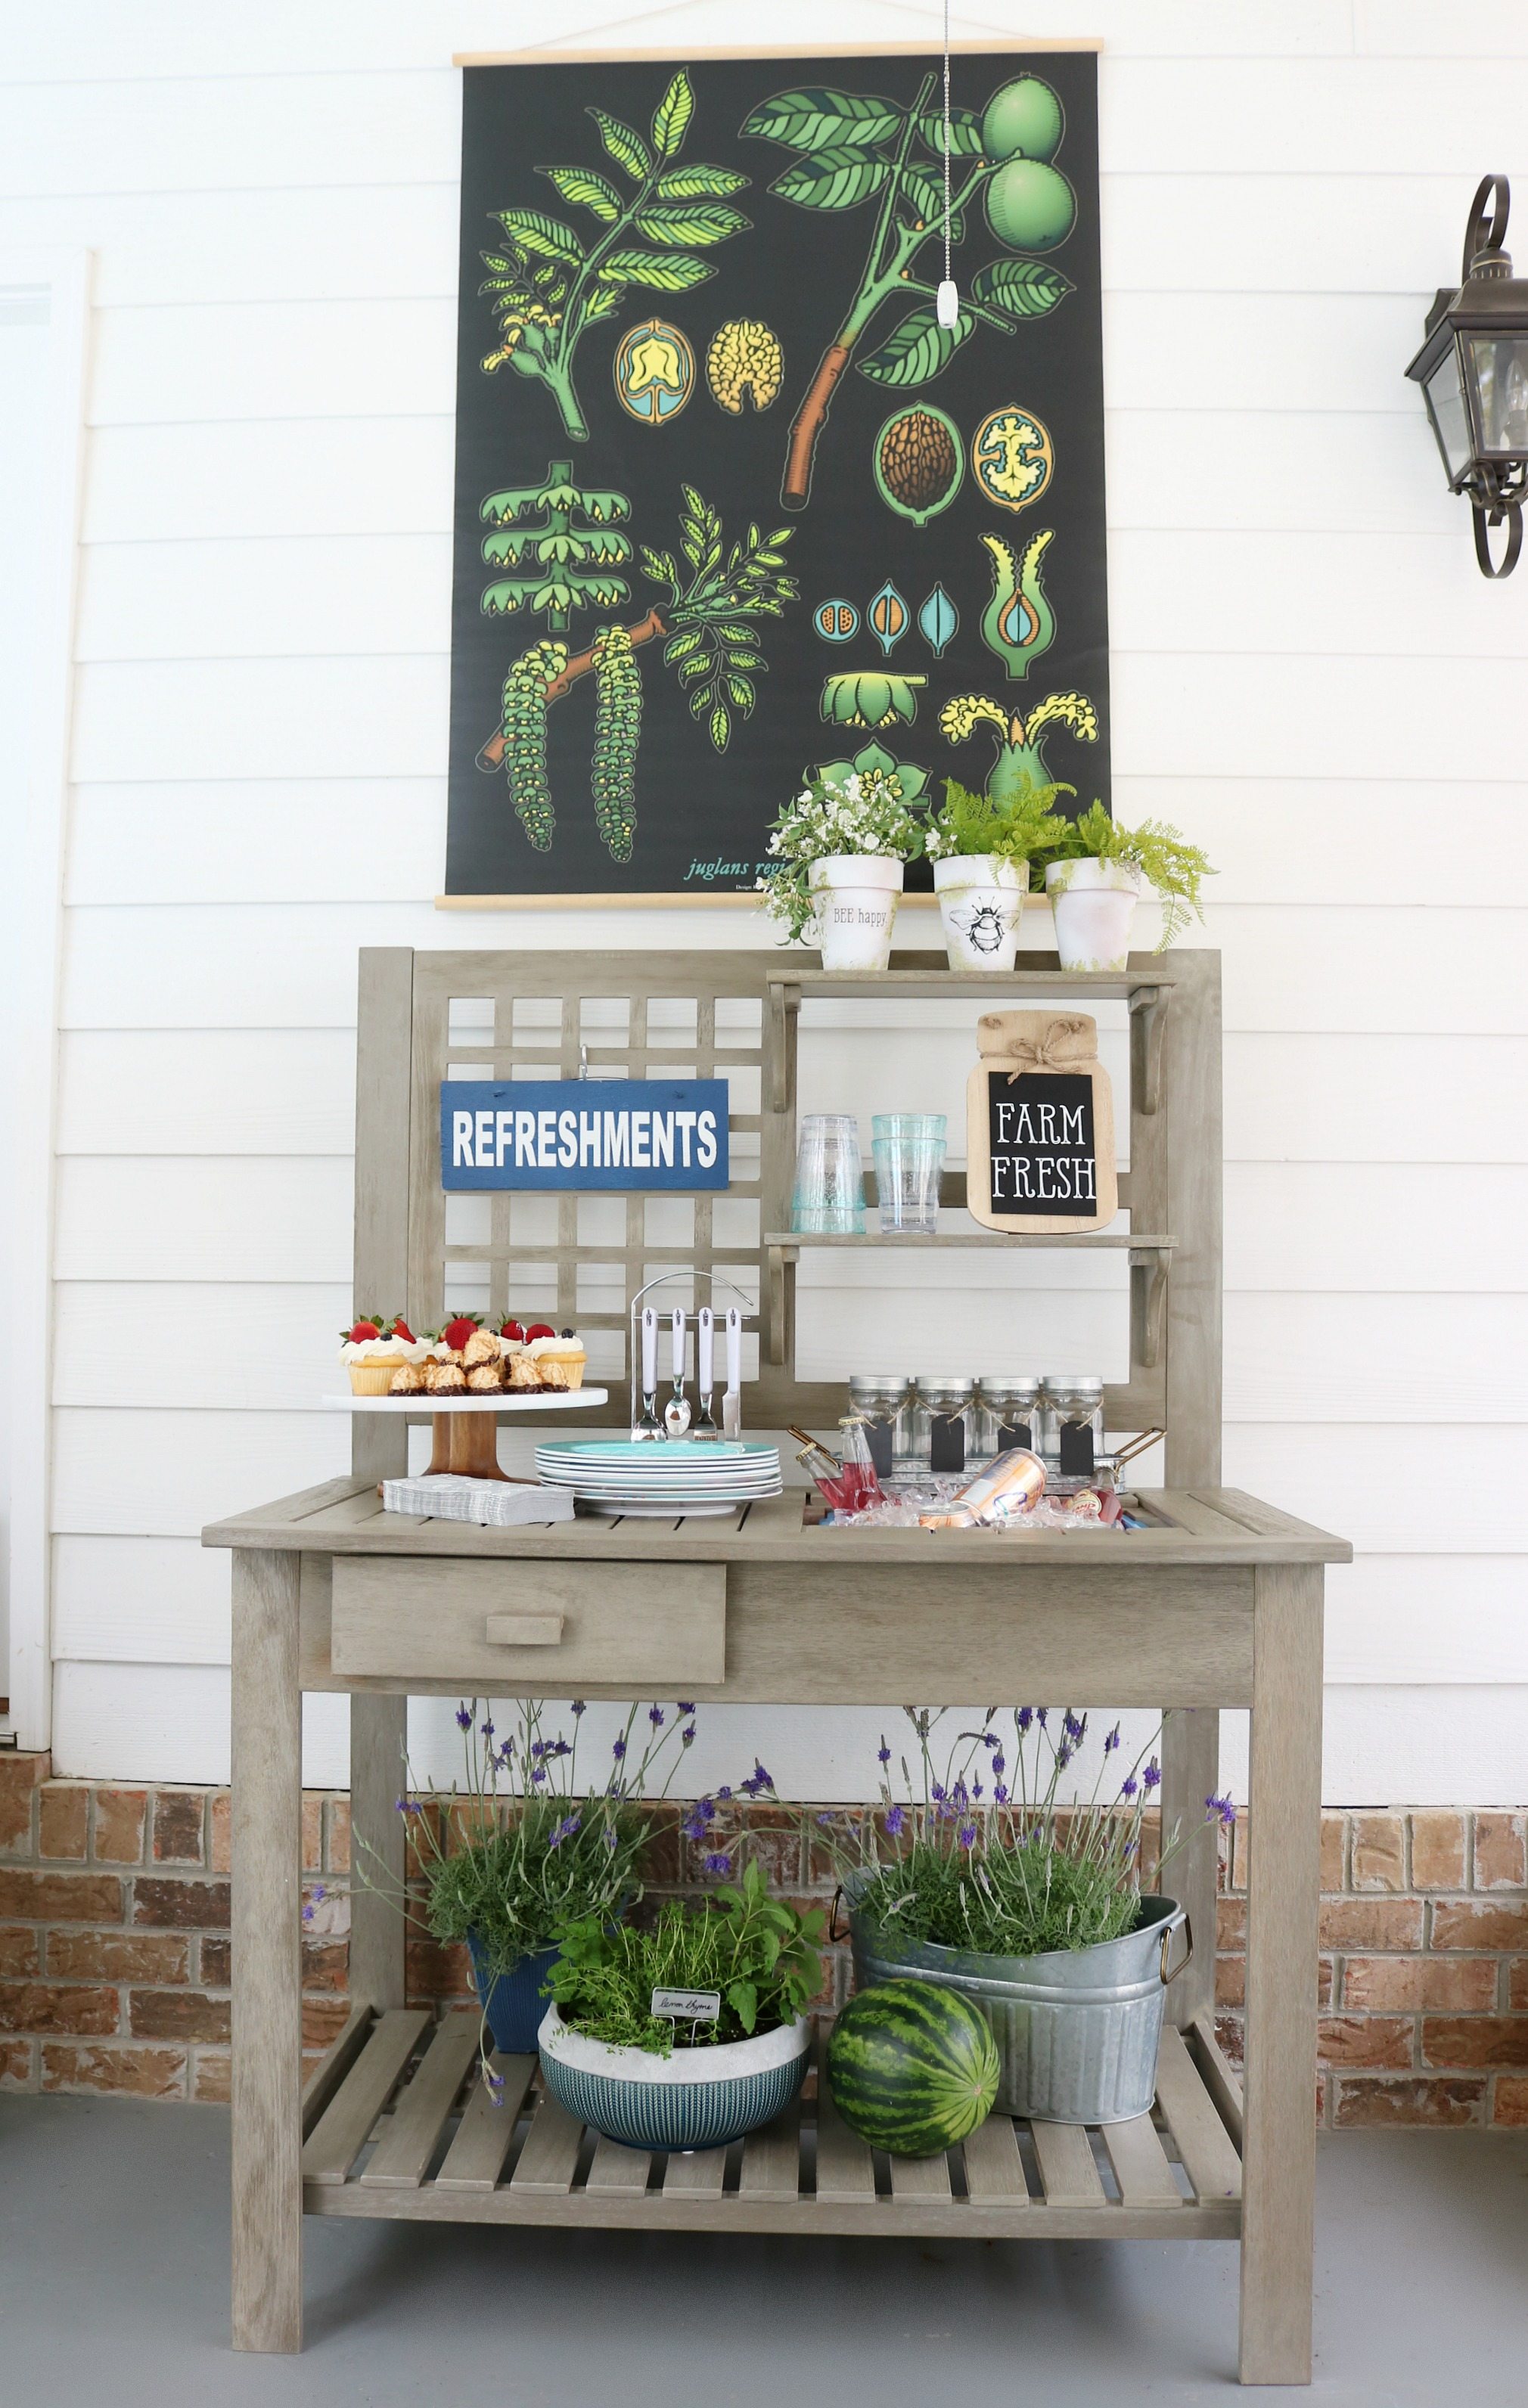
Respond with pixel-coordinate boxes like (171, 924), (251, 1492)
(756, 765), (927, 973)
(1044, 803), (1213, 972)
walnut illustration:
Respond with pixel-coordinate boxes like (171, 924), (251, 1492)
(706, 319), (784, 414)
(874, 405), (964, 526)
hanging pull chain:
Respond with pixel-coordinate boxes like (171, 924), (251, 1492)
(936, 0), (958, 327)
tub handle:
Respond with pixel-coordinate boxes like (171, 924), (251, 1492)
(828, 1885), (850, 1944)
(1160, 1911), (1194, 1987)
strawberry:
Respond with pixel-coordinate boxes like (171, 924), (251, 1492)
(498, 1318), (525, 1343)
(525, 1322), (555, 1342)
(389, 1317), (416, 1345)
(442, 1314), (483, 1351)
(342, 1319), (382, 1343)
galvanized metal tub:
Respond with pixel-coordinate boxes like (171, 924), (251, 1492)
(843, 1880), (1191, 2125)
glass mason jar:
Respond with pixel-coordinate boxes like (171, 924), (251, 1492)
(909, 1376), (978, 1476)
(975, 1376), (1042, 1460)
(1040, 1374), (1105, 1477)
(848, 1374), (913, 1480)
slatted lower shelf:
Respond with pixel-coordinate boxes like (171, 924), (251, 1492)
(300, 2009), (1244, 2242)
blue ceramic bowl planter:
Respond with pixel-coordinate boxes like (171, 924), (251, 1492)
(537, 2005), (811, 2149)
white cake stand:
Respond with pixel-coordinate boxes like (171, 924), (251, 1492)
(323, 1389), (609, 1480)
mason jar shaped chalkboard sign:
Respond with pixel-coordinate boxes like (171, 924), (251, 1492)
(964, 1011), (1117, 1234)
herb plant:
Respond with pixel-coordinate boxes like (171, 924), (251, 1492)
(1046, 801), (1214, 948)
(755, 766), (929, 943)
(548, 1858), (825, 2053)
(480, 69), (750, 442)
(819, 1705), (1231, 1960)
(923, 775), (1072, 871)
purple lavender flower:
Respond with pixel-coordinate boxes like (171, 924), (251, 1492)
(302, 1903), (315, 1924)
(1143, 1758), (1161, 1792)
(682, 1724), (696, 1748)
(677, 1702), (696, 1715)
(1056, 1742), (1073, 1770)
(931, 1782), (946, 1804)
(1036, 1707), (1048, 1728)
(1121, 1773), (1139, 1800)
(994, 1784), (1009, 1805)
(1104, 1723), (1120, 1754)
(816, 1811), (834, 1826)
(1017, 1707), (1034, 1733)
(717, 1785), (732, 1802)
(547, 1812), (581, 1851)
(702, 1851), (732, 1876)
(992, 1753), (1006, 1780)
(611, 1737), (627, 1761)
(648, 1706), (666, 1729)
(311, 1884), (325, 1903)
(1206, 1792), (1237, 1829)
(530, 1767), (546, 1786)
(885, 1804), (905, 1838)
(1063, 1710), (1085, 1744)
(455, 1704), (473, 1731)
(570, 1699), (587, 1717)
(958, 1820), (977, 1849)
(603, 1825), (617, 1851)
(877, 1741), (891, 1765)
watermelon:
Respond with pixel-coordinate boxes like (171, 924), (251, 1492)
(827, 1978), (999, 2156)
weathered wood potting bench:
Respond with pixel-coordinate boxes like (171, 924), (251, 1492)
(206, 948), (1347, 2385)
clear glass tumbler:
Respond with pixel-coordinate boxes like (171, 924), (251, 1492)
(790, 1113), (865, 1235)
(872, 1113), (947, 1235)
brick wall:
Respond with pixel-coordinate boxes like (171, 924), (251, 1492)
(4, 1752), (1526, 2126)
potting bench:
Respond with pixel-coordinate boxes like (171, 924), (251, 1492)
(206, 947), (1347, 2385)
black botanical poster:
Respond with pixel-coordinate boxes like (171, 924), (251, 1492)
(445, 47), (1109, 899)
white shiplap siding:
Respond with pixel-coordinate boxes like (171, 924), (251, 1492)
(11, 0), (1524, 1798)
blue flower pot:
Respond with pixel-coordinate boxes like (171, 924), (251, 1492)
(467, 1933), (559, 2056)
(538, 2005), (811, 2150)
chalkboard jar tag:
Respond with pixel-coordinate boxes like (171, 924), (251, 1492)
(865, 1419), (894, 1479)
(1058, 1423), (1096, 1478)
(930, 1412), (967, 1475)
(998, 1420), (1033, 1453)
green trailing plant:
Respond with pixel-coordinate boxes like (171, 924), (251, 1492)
(1045, 800), (1213, 949)
(480, 68), (750, 442)
(481, 486), (797, 858)
(743, 71), (1076, 506)
(922, 774), (1072, 874)
(939, 687), (1098, 808)
(547, 1857), (826, 2053)
(479, 462), (631, 635)
(755, 765), (929, 944)
(818, 1706), (1232, 1960)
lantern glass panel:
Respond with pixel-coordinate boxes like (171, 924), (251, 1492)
(1424, 344), (1474, 483)
(1464, 333), (1528, 458)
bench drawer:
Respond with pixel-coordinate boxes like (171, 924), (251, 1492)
(329, 1557), (725, 1687)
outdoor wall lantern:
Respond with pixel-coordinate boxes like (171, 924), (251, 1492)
(1406, 175), (1528, 577)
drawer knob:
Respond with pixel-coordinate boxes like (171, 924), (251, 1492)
(484, 1612), (565, 1647)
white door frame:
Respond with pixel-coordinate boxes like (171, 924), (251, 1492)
(4, 247), (91, 1749)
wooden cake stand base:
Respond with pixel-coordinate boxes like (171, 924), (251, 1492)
(426, 1413), (517, 1482)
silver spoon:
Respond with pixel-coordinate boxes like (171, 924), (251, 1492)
(663, 1306), (691, 1437)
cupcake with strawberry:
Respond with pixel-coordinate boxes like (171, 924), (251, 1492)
(340, 1314), (424, 1395)
(527, 1324), (587, 1392)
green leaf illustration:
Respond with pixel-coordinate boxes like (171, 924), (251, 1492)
(917, 106), (983, 156)
(632, 202), (751, 247)
(725, 675), (756, 712)
(970, 259), (1075, 318)
(601, 247), (716, 290)
(651, 69), (694, 160)
(537, 166), (623, 222)
(741, 87), (904, 153)
(495, 207), (585, 262)
(657, 162), (750, 197)
(856, 303), (975, 387)
(710, 702), (731, 752)
(587, 108), (654, 182)
(902, 166), (962, 238)
(770, 147), (889, 211)
(583, 280), (626, 323)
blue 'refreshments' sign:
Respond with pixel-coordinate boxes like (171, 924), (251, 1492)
(440, 1080), (729, 1191)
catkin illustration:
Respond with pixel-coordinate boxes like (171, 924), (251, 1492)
(591, 622), (641, 863)
(501, 639), (567, 849)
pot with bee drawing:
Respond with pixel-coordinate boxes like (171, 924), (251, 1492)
(932, 854), (1030, 973)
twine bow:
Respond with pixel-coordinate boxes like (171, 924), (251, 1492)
(977, 1011), (1097, 1084)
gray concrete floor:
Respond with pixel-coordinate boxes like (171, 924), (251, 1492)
(2, 2098), (1525, 2406)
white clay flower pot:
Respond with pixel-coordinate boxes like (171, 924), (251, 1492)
(1045, 858), (1145, 973)
(808, 853), (903, 973)
(933, 854), (1027, 973)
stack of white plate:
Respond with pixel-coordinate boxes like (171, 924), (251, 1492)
(533, 1438), (783, 1518)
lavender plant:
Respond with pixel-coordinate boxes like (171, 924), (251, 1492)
(818, 1705), (1231, 1958)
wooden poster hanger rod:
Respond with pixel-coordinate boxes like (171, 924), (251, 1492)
(452, 39), (1104, 65)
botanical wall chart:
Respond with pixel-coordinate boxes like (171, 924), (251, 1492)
(445, 46), (1109, 900)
